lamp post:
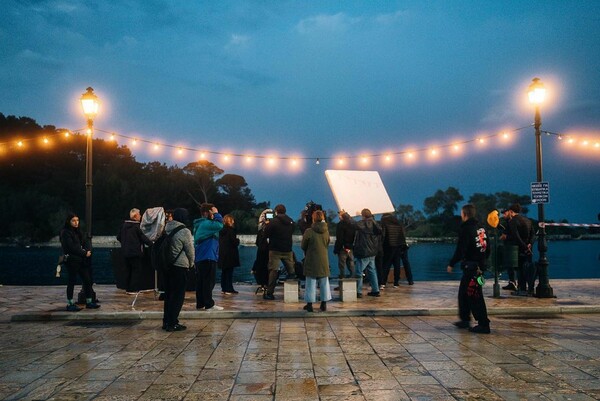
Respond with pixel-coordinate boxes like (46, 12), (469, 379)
(528, 77), (554, 298)
(80, 87), (100, 244)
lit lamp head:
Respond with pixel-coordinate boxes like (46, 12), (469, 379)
(80, 87), (100, 120)
(528, 77), (546, 105)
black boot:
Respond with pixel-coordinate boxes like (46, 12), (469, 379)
(320, 301), (326, 311)
(303, 303), (313, 312)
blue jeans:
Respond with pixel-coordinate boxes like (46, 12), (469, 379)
(355, 256), (378, 294)
(304, 276), (332, 303)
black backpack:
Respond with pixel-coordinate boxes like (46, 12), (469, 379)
(151, 225), (186, 272)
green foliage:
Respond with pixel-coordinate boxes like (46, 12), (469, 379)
(0, 113), (262, 242)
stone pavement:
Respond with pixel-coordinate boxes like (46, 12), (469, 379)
(0, 280), (600, 400)
(2, 279), (600, 322)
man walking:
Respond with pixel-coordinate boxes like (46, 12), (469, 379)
(447, 204), (491, 334)
(353, 208), (382, 298)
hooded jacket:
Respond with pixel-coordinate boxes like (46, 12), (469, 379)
(165, 220), (195, 268)
(117, 220), (153, 258)
(448, 218), (489, 269)
(353, 217), (382, 258)
(264, 213), (295, 252)
(193, 213), (224, 262)
(301, 221), (330, 278)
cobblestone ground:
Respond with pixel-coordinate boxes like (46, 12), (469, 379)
(1, 314), (600, 400)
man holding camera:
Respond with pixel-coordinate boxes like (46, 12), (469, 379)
(263, 204), (296, 300)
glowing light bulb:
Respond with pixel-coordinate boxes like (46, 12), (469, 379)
(503, 132), (509, 139)
(268, 157), (275, 165)
(315, 158), (320, 165)
(478, 138), (485, 144)
(132, 139), (137, 146)
(223, 155), (229, 161)
(407, 152), (414, 159)
(154, 144), (160, 151)
(430, 149), (437, 155)
(110, 133), (116, 141)
(594, 142), (599, 148)
(452, 144), (460, 151)
(86, 128), (92, 135)
(245, 156), (253, 163)
(582, 140), (589, 146)
(178, 148), (184, 155)
(199, 152), (205, 159)
(64, 131), (70, 138)
(43, 137), (49, 144)
(361, 156), (368, 164)
(558, 135), (563, 140)
(338, 158), (344, 165)
(568, 138), (574, 144)
(17, 141), (23, 147)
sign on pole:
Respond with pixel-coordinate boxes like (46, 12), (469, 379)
(531, 181), (549, 204)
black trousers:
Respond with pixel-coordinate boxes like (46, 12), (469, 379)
(66, 261), (92, 301)
(196, 260), (217, 309)
(221, 267), (235, 292)
(517, 253), (537, 291)
(124, 256), (144, 292)
(382, 246), (414, 284)
(458, 263), (490, 326)
(163, 265), (187, 327)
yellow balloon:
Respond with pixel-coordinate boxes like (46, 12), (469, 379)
(487, 210), (500, 228)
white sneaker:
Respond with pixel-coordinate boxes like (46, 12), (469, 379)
(206, 305), (224, 311)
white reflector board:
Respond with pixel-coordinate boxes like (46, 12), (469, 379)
(325, 170), (395, 217)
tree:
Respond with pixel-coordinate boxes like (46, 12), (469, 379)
(215, 173), (256, 214)
(423, 187), (464, 219)
(182, 160), (224, 204)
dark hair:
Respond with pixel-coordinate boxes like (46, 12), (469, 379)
(274, 204), (286, 214)
(509, 203), (522, 213)
(361, 208), (373, 219)
(63, 212), (79, 229)
(200, 203), (214, 214)
(462, 204), (477, 219)
(172, 208), (189, 224)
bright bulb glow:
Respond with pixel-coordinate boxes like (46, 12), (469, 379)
(452, 144), (460, 151)
(17, 141), (23, 147)
(385, 155), (391, 161)
(528, 77), (546, 105)
(361, 157), (368, 164)
(43, 137), (49, 144)
(478, 138), (485, 144)
(80, 87), (100, 119)
(407, 152), (414, 159)
(245, 156), (253, 163)
(291, 158), (298, 165)
(199, 153), (205, 159)
(154, 144), (160, 150)
(268, 158), (275, 165)
(64, 131), (70, 138)
(178, 148), (183, 155)
(86, 128), (92, 135)
(338, 158), (344, 165)
(430, 149), (437, 155)
(223, 155), (229, 161)
(594, 142), (599, 148)
(503, 132), (509, 139)
(568, 138), (574, 144)
(132, 139), (137, 146)
(315, 159), (320, 165)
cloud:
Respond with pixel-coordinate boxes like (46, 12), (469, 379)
(295, 13), (361, 34)
(374, 10), (410, 25)
(16, 49), (63, 68)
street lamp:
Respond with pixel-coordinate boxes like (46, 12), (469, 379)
(80, 87), (100, 244)
(528, 77), (554, 298)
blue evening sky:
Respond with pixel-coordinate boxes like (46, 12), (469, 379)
(1, 1), (599, 222)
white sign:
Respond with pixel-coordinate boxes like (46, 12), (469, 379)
(531, 181), (549, 204)
(325, 170), (395, 217)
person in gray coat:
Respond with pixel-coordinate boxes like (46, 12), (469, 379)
(162, 208), (195, 332)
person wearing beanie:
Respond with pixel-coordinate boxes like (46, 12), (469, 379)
(193, 203), (224, 311)
(162, 207), (195, 331)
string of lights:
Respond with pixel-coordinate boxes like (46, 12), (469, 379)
(1, 124), (598, 166)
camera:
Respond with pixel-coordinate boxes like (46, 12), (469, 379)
(303, 201), (323, 225)
(265, 212), (274, 220)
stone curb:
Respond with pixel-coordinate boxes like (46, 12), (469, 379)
(11, 305), (600, 322)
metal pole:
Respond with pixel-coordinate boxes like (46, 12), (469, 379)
(534, 105), (553, 298)
(493, 228), (500, 297)
(85, 118), (93, 247)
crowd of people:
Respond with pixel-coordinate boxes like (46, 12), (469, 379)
(59, 200), (536, 335)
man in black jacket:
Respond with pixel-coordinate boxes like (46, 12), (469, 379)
(447, 204), (491, 334)
(501, 203), (536, 296)
(263, 204), (296, 300)
(334, 211), (356, 280)
(117, 208), (153, 293)
(353, 208), (382, 298)
(381, 213), (414, 286)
